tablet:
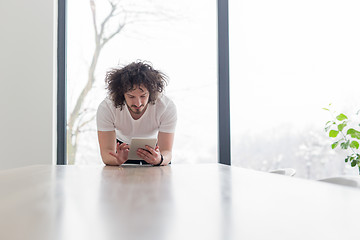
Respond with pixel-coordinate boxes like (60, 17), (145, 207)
(128, 137), (158, 160)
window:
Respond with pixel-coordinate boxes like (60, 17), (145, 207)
(66, 0), (217, 165)
(229, 0), (360, 179)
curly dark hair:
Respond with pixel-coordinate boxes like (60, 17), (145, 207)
(105, 61), (168, 109)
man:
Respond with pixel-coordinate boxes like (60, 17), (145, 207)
(96, 61), (177, 166)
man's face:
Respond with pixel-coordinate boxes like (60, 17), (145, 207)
(124, 85), (150, 115)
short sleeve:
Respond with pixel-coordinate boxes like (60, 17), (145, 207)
(96, 99), (116, 131)
(159, 99), (177, 133)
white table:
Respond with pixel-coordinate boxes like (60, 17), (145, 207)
(0, 164), (359, 240)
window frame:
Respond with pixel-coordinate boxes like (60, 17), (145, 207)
(57, 0), (231, 165)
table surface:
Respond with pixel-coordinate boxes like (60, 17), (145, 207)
(0, 163), (359, 240)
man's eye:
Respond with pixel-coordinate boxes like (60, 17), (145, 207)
(141, 96), (146, 98)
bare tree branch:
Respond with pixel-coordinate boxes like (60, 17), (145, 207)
(90, 0), (99, 41)
(101, 24), (125, 47)
(79, 115), (96, 129)
(99, 2), (117, 40)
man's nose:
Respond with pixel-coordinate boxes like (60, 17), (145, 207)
(134, 98), (141, 106)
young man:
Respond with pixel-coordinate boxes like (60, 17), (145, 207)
(96, 61), (177, 166)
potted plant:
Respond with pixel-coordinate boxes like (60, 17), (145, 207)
(323, 104), (360, 174)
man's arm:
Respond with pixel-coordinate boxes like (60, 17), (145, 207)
(156, 131), (175, 165)
(97, 131), (129, 165)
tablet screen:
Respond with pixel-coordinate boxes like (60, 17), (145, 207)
(128, 137), (157, 160)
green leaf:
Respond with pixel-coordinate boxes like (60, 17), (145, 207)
(347, 128), (356, 134)
(338, 123), (347, 131)
(355, 133), (360, 140)
(322, 108), (330, 111)
(329, 130), (339, 138)
(331, 142), (339, 149)
(350, 141), (360, 149)
(336, 113), (348, 121)
(351, 160), (357, 167)
(347, 128), (360, 139)
(345, 156), (349, 162)
(325, 122), (336, 132)
(341, 140), (350, 149)
(325, 121), (333, 126)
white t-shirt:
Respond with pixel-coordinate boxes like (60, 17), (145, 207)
(96, 94), (177, 144)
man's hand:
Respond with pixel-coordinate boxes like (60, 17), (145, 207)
(109, 142), (129, 165)
(137, 145), (162, 165)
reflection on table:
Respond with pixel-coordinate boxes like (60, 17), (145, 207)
(0, 164), (359, 240)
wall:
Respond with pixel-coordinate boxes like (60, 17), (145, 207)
(0, 0), (55, 170)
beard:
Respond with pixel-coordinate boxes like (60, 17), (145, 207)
(126, 102), (148, 115)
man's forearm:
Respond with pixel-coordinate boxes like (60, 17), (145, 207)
(101, 153), (121, 166)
